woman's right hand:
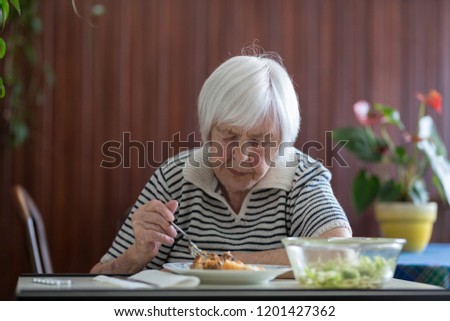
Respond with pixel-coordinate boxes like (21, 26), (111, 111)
(130, 199), (178, 263)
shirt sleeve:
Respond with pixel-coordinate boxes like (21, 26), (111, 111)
(288, 161), (352, 237)
(100, 166), (172, 263)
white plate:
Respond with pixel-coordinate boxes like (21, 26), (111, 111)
(163, 262), (291, 284)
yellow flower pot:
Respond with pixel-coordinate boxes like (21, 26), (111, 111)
(374, 202), (437, 252)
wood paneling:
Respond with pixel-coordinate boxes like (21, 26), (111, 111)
(1, 0), (449, 299)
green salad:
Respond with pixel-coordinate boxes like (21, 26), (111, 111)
(298, 255), (395, 288)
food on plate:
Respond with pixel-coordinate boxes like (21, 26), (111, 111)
(190, 251), (264, 271)
(299, 255), (395, 288)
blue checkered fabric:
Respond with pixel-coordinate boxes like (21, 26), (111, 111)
(394, 243), (450, 289)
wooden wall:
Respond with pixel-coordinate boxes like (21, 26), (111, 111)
(1, 0), (449, 299)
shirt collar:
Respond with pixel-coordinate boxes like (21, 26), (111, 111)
(183, 147), (298, 193)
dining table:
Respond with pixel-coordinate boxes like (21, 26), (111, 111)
(15, 273), (448, 300)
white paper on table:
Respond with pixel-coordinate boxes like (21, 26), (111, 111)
(93, 270), (200, 289)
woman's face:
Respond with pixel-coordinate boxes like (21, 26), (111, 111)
(208, 120), (281, 197)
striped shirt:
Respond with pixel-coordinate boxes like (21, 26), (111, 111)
(100, 147), (352, 269)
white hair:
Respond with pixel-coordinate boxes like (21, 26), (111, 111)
(198, 54), (300, 143)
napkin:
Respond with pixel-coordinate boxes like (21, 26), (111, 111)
(93, 270), (200, 289)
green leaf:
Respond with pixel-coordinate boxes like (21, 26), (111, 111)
(374, 104), (405, 129)
(0, 77), (5, 98)
(0, 37), (5, 59)
(31, 16), (42, 33)
(352, 169), (380, 213)
(10, 0), (20, 15)
(10, 119), (29, 147)
(91, 4), (105, 16)
(392, 146), (409, 165)
(333, 127), (385, 163)
(408, 179), (429, 204)
(379, 179), (403, 202)
(421, 148), (450, 205)
(1, 0), (9, 29)
(432, 175), (446, 204)
(417, 116), (450, 205)
(418, 116), (447, 157)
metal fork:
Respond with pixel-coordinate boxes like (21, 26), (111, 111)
(171, 222), (203, 257)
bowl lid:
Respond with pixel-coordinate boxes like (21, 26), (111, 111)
(282, 237), (406, 246)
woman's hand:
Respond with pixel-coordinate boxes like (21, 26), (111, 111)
(90, 199), (178, 274)
(131, 200), (178, 263)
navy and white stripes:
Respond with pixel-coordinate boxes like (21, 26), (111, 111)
(101, 148), (352, 269)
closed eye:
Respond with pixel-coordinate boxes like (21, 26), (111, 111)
(223, 135), (238, 142)
(248, 140), (261, 147)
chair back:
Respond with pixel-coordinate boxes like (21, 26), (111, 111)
(12, 185), (53, 273)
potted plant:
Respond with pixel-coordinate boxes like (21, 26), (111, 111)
(333, 90), (450, 252)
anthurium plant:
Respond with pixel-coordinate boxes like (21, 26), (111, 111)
(333, 90), (450, 213)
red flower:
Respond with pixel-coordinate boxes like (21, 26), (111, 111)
(417, 90), (442, 113)
(353, 100), (383, 126)
(403, 133), (423, 143)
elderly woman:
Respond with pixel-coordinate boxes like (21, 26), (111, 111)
(91, 53), (352, 274)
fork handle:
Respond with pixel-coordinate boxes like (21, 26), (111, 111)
(171, 222), (188, 239)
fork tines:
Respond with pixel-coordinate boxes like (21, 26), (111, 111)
(189, 242), (203, 257)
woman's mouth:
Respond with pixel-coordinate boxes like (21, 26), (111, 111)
(228, 168), (250, 176)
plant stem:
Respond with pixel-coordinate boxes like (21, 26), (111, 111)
(379, 125), (402, 184)
(412, 102), (426, 170)
(417, 102), (426, 129)
(380, 126), (396, 154)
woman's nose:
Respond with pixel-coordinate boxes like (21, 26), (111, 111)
(232, 141), (250, 162)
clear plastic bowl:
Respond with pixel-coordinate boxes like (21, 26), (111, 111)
(282, 237), (406, 288)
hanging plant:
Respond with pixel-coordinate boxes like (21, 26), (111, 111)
(1, 0), (22, 98)
(1, 0), (101, 147)
(1, 0), (53, 147)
